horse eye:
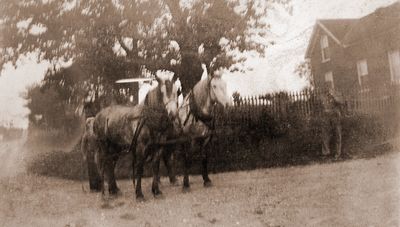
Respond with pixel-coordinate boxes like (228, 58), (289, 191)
(213, 85), (217, 88)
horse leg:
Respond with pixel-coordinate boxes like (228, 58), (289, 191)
(163, 146), (177, 185)
(135, 143), (146, 200)
(105, 155), (120, 195)
(182, 142), (193, 192)
(151, 147), (163, 197)
(201, 138), (212, 187)
(87, 150), (102, 192)
(103, 144), (119, 195)
(97, 142), (107, 195)
(156, 148), (165, 186)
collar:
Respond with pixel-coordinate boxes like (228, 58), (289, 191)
(188, 91), (214, 128)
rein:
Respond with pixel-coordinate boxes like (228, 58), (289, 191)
(128, 117), (145, 155)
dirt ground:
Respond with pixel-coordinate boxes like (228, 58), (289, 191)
(0, 138), (399, 227)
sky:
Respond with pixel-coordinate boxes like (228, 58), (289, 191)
(0, 0), (397, 128)
(224, 0), (398, 96)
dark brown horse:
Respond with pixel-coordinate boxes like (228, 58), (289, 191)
(92, 76), (180, 200)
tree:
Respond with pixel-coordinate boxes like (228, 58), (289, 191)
(294, 59), (313, 87)
(0, 0), (164, 87)
(162, 0), (289, 94)
(1, 0), (291, 107)
(25, 83), (70, 130)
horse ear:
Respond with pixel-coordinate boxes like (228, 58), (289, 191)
(177, 87), (182, 97)
(201, 63), (212, 81)
(172, 73), (178, 82)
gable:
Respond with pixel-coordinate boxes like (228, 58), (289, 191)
(305, 21), (348, 58)
(319, 19), (358, 40)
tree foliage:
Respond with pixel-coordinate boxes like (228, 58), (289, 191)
(1, 0), (291, 128)
(25, 83), (77, 130)
(294, 59), (312, 87)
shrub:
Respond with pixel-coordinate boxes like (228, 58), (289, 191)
(26, 111), (396, 180)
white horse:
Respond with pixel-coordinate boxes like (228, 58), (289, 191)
(176, 66), (231, 190)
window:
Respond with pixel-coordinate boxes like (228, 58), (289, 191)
(320, 35), (330, 62)
(388, 50), (400, 81)
(324, 71), (334, 89)
(357, 59), (368, 87)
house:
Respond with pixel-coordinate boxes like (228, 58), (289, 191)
(305, 2), (400, 96)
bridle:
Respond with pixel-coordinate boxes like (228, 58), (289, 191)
(160, 82), (184, 135)
(164, 99), (177, 110)
(159, 82), (179, 115)
(181, 77), (218, 128)
(208, 77), (218, 106)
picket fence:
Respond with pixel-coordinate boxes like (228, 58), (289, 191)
(214, 86), (400, 127)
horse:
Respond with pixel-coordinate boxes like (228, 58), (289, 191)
(92, 75), (180, 200)
(174, 67), (231, 191)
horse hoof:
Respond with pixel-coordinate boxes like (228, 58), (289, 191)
(153, 192), (164, 199)
(136, 195), (145, 202)
(203, 180), (213, 188)
(152, 186), (163, 194)
(90, 188), (102, 193)
(89, 181), (102, 192)
(170, 180), (180, 187)
(182, 186), (191, 193)
(109, 187), (121, 196)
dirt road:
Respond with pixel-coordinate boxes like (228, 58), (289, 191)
(0, 139), (399, 227)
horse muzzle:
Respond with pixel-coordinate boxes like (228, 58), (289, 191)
(216, 100), (231, 109)
(168, 109), (178, 119)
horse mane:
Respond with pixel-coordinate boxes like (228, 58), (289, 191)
(192, 78), (210, 108)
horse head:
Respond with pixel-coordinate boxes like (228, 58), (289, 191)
(207, 68), (231, 108)
(157, 72), (179, 119)
(145, 71), (180, 122)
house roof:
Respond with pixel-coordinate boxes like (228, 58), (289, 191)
(342, 2), (400, 45)
(305, 2), (400, 58)
(319, 19), (358, 41)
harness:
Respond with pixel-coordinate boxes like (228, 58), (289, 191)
(187, 92), (214, 127)
(127, 82), (177, 152)
(129, 78), (218, 154)
(183, 79), (217, 132)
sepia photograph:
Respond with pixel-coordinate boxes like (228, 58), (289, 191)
(0, 0), (399, 226)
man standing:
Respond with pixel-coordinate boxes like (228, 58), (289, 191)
(320, 88), (344, 159)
